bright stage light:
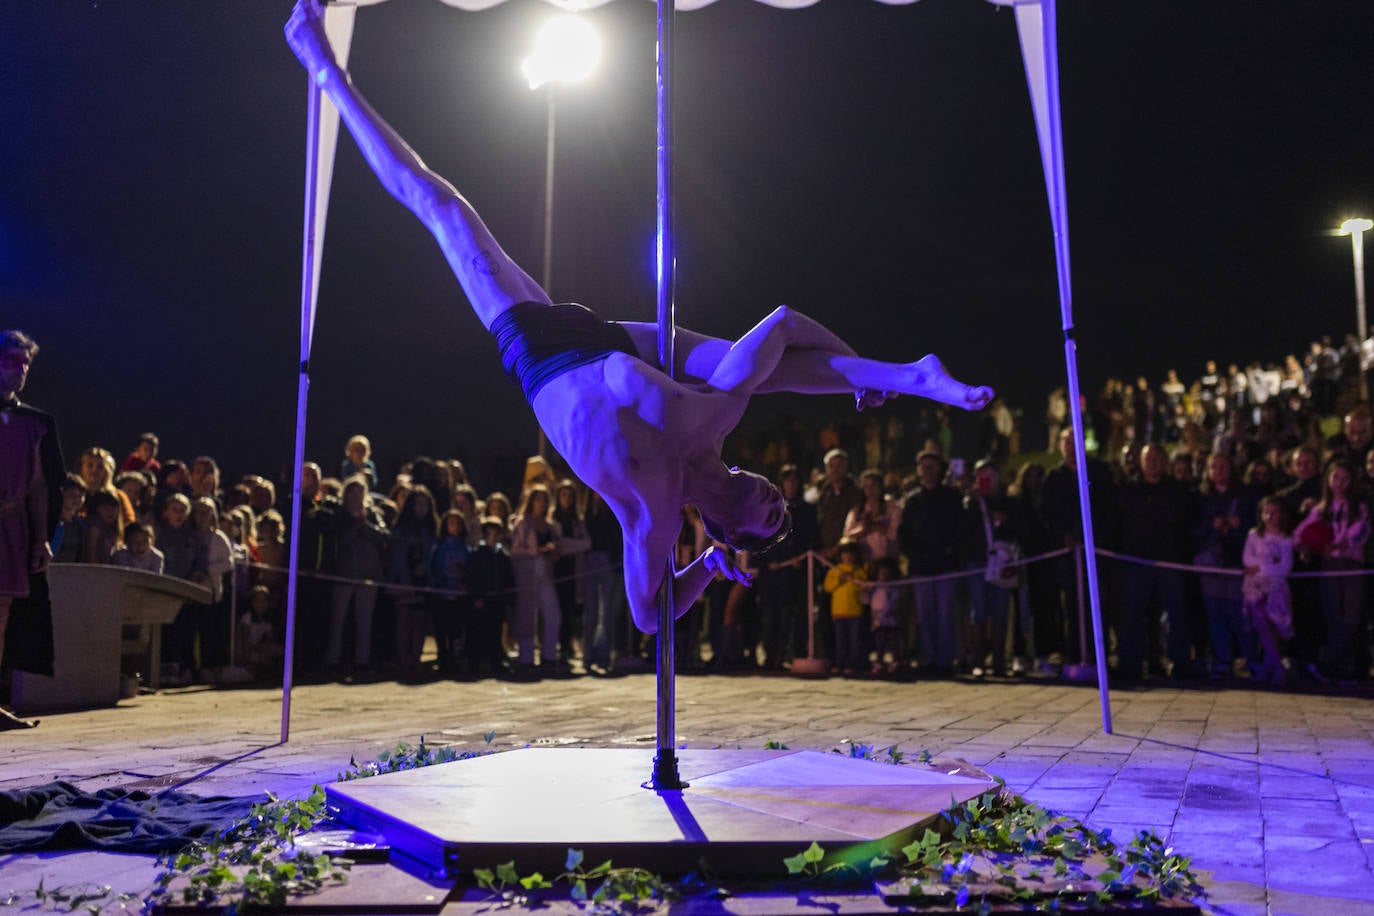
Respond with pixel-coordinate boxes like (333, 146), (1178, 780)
(1339, 217), (1373, 235)
(521, 16), (601, 91)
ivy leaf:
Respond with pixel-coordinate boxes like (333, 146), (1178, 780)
(495, 861), (519, 886)
(782, 852), (809, 875)
(565, 848), (584, 871)
(483, 730), (496, 744)
(802, 841), (825, 864)
(570, 880), (586, 901)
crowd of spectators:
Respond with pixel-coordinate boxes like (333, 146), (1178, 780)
(48, 334), (1374, 691)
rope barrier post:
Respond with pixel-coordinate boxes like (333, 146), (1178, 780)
(807, 552), (815, 661)
(648, 0), (684, 792)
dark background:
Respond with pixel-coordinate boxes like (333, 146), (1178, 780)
(4, 0), (1372, 491)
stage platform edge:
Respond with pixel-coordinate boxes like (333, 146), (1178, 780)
(327, 747), (996, 879)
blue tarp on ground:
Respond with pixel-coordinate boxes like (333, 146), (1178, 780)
(0, 781), (264, 854)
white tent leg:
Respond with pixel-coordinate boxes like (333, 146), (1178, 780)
(1012, 0), (1112, 733)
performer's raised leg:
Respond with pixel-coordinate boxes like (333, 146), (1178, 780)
(284, 0), (547, 329)
(618, 308), (991, 410)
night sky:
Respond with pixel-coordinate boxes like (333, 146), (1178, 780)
(5, 0), (1372, 492)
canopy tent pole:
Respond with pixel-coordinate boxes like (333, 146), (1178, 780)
(650, 0), (685, 791)
(1008, 0), (1112, 733)
(282, 2), (355, 743)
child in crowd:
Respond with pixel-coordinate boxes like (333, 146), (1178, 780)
(824, 540), (868, 676)
(253, 510), (287, 605)
(111, 522), (164, 574)
(120, 432), (160, 475)
(465, 518), (514, 678)
(868, 556), (904, 676)
(1243, 496), (1293, 687)
(432, 509), (471, 674)
(115, 471), (157, 527)
(156, 493), (206, 583)
(341, 435), (378, 488)
(238, 585), (284, 679)
(51, 474), (88, 564)
(85, 489), (123, 563)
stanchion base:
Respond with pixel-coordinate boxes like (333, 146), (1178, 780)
(789, 657), (830, 678)
(646, 748), (688, 791)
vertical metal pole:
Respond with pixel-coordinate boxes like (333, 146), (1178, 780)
(537, 90), (556, 458)
(650, 0), (683, 791)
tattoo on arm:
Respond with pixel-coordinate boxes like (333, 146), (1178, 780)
(472, 250), (501, 276)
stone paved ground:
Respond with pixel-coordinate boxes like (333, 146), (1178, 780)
(2, 674), (1373, 914)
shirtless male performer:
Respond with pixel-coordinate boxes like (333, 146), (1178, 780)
(284, 0), (992, 634)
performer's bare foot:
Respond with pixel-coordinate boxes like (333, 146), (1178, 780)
(909, 355), (993, 410)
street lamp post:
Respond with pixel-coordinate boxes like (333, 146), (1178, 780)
(522, 16), (600, 457)
(1340, 217), (1373, 401)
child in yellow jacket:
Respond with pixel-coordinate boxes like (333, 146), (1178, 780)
(825, 541), (868, 675)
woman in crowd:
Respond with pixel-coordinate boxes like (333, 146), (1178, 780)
(842, 469), (900, 563)
(390, 483), (440, 681)
(452, 484), (482, 548)
(551, 479), (591, 663)
(323, 475), (389, 676)
(85, 489), (123, 564)
(190, 497), (236, 675)
(80, 447), (134, 526)
(509, 484), (563, 673)
(1293, 460), (1369, 684)
(432, 508), (471, 675)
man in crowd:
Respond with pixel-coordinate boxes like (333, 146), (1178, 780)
(1116, 444), (1193, 680)
(816, 449), (863, 562)
(757, 465), (819, 669)
(1042, 429), (1117, 674)
(0, 330), (65, 728)
(898, 451), (964, 675)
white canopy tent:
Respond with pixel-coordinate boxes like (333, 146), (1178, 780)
(280, 0), (1112, 747)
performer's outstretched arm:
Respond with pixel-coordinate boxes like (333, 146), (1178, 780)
(284, 0), (546, 328)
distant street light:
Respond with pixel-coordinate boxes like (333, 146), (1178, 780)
(1339, 217), (1373, 400)
(522, 15), (600, 457)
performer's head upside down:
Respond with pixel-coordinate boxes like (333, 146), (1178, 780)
(285, 0), (992, 633)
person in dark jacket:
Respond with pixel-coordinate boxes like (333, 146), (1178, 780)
(1192, 453), (1255, 678)
(1042, 429), (1118, 669)
(1117, 444), (1194, 678)
(757, 465), (819, 668)
(899, 451), (965, 674)
(466, 518), (516, 678)
(960, 460), (1021, 677)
